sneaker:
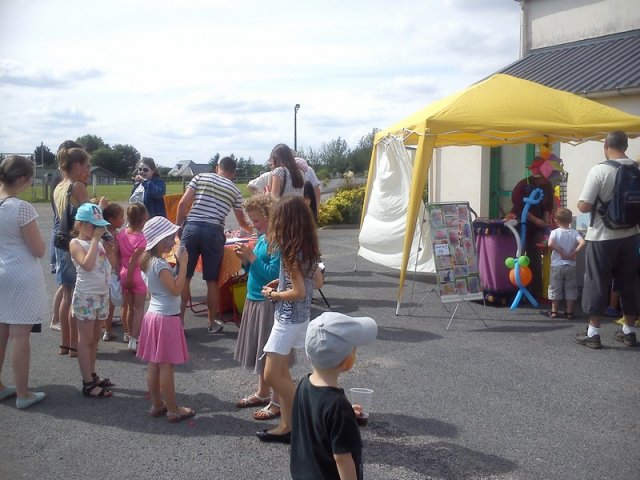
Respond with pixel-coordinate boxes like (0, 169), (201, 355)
(123, 333), (131, 344)
(207, 320), (224, 334)
(615, 317), (640, 327)
(604, 306), (621, 317)
(613, 330), (637, 346)
(112, 316), (122, 326)
(49, 322), (61, 332)
(128, 337), (138, 351)
(102, 331), (117, 342)
(575, 331), (602, 349)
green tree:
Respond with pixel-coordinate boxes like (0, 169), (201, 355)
(76, 134), (108, 153)
(33, 144), (56, 166)
(209, 153), (221, 168)
(347, 128), (378, 174)
(112, 144), (141, 177)
(319, 137), (350, 175)
(90, 147), (121, 176)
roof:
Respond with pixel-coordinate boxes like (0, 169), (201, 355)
(90, 165), (117, 177)
(498, 29), (640, 95)
(168, 160), (211, 177)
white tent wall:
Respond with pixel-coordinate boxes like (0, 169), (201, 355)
(358, 136), (434, 274)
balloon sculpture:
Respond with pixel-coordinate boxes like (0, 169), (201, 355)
(503, 186), (543, 310)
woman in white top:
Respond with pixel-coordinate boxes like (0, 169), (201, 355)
(269, 144), (305, 200)
(0, 155), (48, 409)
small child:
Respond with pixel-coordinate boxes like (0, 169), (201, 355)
(101, 203), (125, 340)
(137, 216), (194, 423)
(547, 208), (585, 319)
(69, 203), (117, 398)
(233, 195), (286, 420)
(117, 202), (148, 350)
(290, 312), (378, 480)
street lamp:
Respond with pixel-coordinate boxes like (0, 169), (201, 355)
(294, 104), (300, 151)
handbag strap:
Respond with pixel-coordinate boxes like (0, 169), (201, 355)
(58, 182), (75, 234)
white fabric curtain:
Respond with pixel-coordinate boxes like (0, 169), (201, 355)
(358, 136), (434, 273)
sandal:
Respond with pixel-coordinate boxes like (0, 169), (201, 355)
(236, 393), (270, 408)
(253, 402), (281, 421)
(547, 311), (558, 319)
(167, 406), (195, 423)
(68, 347), (77, 358)
(59, 345), (69, 356)
(92, 373), (115, 388)
(149, 404), (168, 417)
(82, 379), (112, 398)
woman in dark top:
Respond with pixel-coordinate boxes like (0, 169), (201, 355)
(131, 157), (166, 218)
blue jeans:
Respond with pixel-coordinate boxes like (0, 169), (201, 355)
(181, 221), (225, 281)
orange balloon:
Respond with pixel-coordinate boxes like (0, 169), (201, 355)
(509, 266), (532, 286)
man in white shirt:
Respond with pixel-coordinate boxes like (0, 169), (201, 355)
(576, 131), (639, 348)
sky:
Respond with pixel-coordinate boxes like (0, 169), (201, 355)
(0, 0), (521, 168)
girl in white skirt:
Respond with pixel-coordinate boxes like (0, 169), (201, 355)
(256, 196), (323, 443)
(137, 216), (193, 423)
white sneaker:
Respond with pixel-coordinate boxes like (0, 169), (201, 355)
(102, 331), (116, 342)
(207, 320), (224, 334)
(128, 337), (138, 351)
(123, 333), (131, 344)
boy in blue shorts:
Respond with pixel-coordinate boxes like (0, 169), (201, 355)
(291, 312), (377, 480)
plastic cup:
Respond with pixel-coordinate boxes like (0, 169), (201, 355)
(349, 388), (373, 426)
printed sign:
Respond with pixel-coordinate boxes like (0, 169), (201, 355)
(428, 202), (483, 303)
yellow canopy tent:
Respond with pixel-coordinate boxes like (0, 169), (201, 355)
(361, 73), (640, 312)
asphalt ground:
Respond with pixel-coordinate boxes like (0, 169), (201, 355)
(1, 203), (638, 480)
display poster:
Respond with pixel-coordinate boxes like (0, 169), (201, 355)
(427, 202), (483, 303)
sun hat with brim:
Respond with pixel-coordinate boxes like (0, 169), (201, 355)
(142, 216), (180, 250)
(75, 203), (110, 226)
(305, 312), (378, 369)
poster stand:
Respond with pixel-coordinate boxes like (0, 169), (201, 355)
(409, 201), (488, 330)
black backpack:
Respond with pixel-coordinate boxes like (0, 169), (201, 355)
(592, 160), (640, 229)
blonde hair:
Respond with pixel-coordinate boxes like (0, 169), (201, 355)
(243, 194), (273, 220)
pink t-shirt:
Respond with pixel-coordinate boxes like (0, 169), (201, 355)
(117, 229), (147, 294)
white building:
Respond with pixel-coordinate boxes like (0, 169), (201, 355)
(431, 0), (640, 219)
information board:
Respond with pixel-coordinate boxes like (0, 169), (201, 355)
(427, 202), (483, 303)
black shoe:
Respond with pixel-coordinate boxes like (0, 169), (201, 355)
(256, 429), (291, 444)
(575, 331), (602, 349)
(613, 330), (637, 346)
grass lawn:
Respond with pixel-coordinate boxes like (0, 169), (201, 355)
(20, 181), (250, 203)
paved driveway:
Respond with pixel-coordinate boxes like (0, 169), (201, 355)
(1, 203), (638, 479)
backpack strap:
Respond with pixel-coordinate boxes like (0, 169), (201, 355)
(589, 160), (621, 227)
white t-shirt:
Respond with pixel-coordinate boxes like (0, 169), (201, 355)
(248, 171), (271, 194)
(578, 157), (640, 241)
(143, 257), (181, 316)
(71, 239), (111, 294)
(549, 227), (582, 267)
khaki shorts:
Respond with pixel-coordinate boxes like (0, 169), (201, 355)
(72, 292), (109, 322)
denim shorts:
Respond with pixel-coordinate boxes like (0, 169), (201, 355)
(55, 247), (77, 287)
(181, 221), (225, 281)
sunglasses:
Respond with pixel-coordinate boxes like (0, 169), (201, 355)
(138, 167), (150, 173)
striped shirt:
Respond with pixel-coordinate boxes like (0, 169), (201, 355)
(186, 173), (243, 226)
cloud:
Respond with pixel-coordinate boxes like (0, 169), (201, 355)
(0, 59), (102, 88)
(188, 96), (287, 114)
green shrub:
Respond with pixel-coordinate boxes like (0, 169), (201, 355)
(318, 184), (366, 227)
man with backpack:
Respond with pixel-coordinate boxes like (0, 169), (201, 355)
(576, 131), (639, 348)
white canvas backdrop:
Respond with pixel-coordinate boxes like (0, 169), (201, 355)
(358, 136), (434, 273)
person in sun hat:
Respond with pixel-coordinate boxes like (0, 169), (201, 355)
(136, 215), (194, 422)
(507, 156), (557, 299)
(290, 312), (377, 480)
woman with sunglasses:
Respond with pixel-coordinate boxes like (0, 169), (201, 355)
(131, 158), (166, 218)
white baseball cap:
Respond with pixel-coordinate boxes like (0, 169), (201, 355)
(305, 312), (378, 369)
